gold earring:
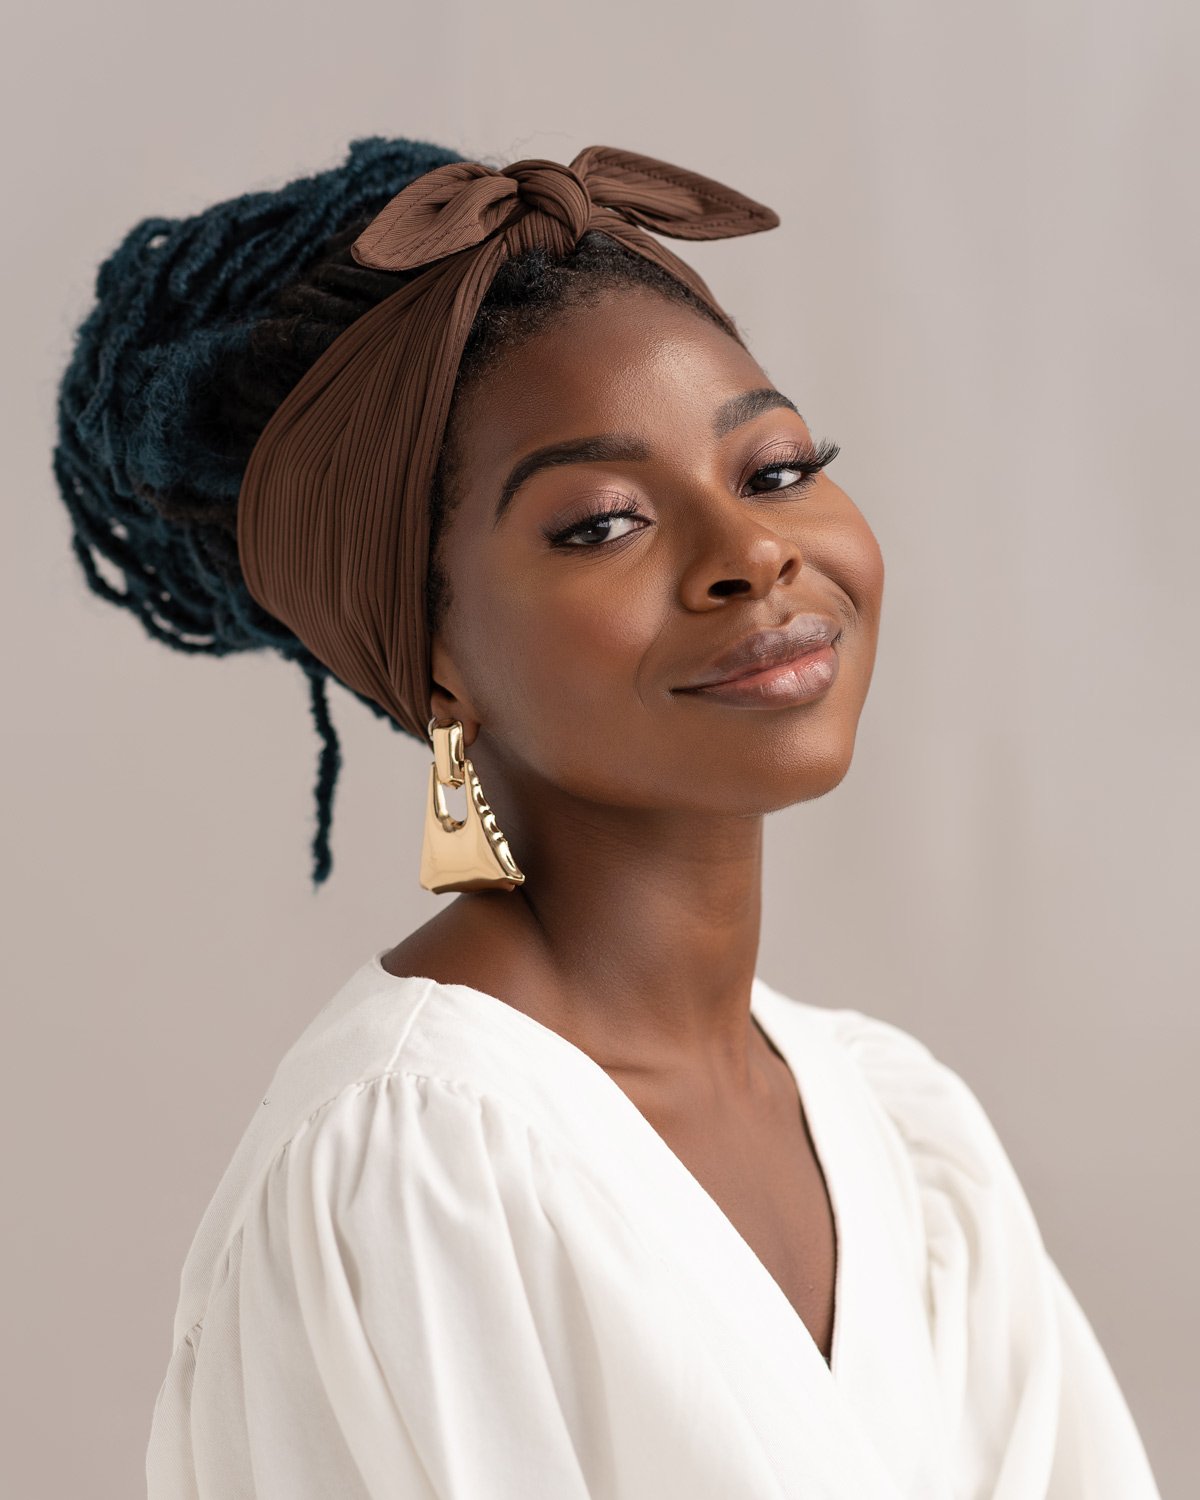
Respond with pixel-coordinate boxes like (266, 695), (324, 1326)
(419, 718), (526, 894)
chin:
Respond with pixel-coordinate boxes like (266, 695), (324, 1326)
(757, 752), (855, 814)
(670, 732), (859, 816)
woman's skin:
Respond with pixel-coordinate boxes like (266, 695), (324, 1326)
(382, 283), (885, 1360)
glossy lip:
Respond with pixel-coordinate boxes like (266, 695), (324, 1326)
(673, 613), (843, 692)
(676, 643), (839, 707)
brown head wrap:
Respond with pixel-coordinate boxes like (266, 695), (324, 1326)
(235, 144), (781, 744)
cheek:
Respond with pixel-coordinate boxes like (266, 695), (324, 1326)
(471, 554), (665, 753)
(812, 488), (885, 632)
(843, 507), (885, 629)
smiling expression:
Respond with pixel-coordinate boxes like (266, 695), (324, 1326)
(428, 285), (885, 816)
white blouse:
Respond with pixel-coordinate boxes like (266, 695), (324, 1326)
(146, 947), (1161, 1498)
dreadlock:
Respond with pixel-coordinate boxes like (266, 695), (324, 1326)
(51, 135), (732, 890)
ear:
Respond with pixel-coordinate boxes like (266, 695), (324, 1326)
(428, 633), (481, 747)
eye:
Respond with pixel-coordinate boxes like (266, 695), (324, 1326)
(745, 435), (842, 495)
(545, 435), (842, 549)
(546, 500), (647, 549)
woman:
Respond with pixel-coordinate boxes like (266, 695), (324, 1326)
(55, 137), (1160, 1497)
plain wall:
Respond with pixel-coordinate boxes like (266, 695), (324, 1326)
(2, 1), (1195, 1494)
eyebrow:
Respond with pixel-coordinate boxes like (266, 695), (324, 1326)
(491, 387), (804, 525)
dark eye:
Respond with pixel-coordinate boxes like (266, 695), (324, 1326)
(548, 501), (647, 548)
(746, 436), (841, 495)
(546, 435), (842, 549)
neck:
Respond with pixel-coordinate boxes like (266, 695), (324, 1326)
(441, 770), (772, 1092)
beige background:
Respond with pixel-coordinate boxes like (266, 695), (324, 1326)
(3, 1), (1195, 1495)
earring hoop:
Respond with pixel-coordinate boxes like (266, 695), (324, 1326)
(418, 717), (526, 894)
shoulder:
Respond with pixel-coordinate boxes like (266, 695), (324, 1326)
(254, 948), (571, 1151)
(821, 1004), (1022, 1192)
(754, 981), (1032, 1221)
(173, 950), (580, 1341)
(823, 1006), (989, 1136)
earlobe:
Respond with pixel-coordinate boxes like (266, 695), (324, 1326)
(428, 688), (477, 748)
(428, 643), (480, 749)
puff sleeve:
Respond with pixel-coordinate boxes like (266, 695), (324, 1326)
(216, 1073), (605, 1498)
(831, 1009), (1162, 1499)
(151, 1068), (790, 1500)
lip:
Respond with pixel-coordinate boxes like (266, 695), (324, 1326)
(675, 642), (839, 706)
(674, 613), (843, 692)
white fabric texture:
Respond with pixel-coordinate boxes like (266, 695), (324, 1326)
(146, 948), (1161, 1498)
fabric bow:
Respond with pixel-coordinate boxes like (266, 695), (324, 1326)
(350, 145), (779, 274)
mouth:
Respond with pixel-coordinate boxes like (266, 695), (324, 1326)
(673, 614), (843, 692)
(674, 642), (840, 706)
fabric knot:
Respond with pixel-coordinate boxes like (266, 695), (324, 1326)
(349, 156), (593, 274)
(503, 158), (593, 257)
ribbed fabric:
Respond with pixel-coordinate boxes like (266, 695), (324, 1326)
(235, 145), (780, 743)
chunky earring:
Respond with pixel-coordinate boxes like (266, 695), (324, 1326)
(419, 717), (526, 894)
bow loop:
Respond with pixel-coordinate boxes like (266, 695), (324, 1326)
(569, 144), (781, 241)
(350, 161), (517, 272)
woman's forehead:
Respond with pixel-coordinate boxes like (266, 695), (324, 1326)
(461, 298), (778, 468)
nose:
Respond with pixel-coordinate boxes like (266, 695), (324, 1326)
(675, 499), (805, 610)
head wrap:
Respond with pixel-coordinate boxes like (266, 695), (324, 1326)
(235, 144), (781, 744)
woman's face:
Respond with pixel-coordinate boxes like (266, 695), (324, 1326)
(429, 285), (884, 815)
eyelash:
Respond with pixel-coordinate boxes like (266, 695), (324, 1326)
(546, 436), (842, 549)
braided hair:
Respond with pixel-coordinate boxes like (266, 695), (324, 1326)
(51, 135), (732, 890)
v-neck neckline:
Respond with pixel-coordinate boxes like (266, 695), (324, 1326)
(367, 949), (850, 1383)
